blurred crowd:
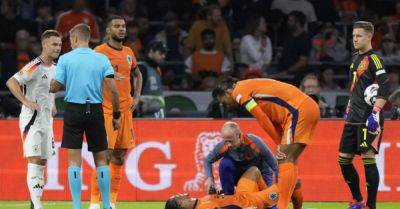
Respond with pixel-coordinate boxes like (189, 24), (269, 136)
(0, 0), (400, 118)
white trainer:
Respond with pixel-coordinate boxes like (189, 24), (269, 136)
(88, 203), (100, 209)
(110, 202), (116, 209)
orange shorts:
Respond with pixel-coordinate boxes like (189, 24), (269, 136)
(104, 110), (135, 149)
(236, 178), (279, 208)
(281, 97), (320, 145)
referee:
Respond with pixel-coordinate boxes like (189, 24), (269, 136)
(50, 23), (120, 209)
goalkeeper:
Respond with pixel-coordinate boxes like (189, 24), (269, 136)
(338, 21), (390, 209)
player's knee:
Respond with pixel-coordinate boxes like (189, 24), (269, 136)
(338, 155), (353, 165)
(295, 179), (302, 189)
(219, 157), (235, 173)
(27, 157), (42, 165)
(110, 155), (124, 165)
(362, 157), (376, 165)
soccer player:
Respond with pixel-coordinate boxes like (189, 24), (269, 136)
(165, 166), (279, 209)
(338, 21), (390, 209)
(204, 121), (277, 195)
(89, 15), (142, 209)
(6, 30), (62, 209)
(50, 23), (120, 209)
(214, 77), (320, 209)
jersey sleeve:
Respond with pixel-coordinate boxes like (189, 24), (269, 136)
(248, 134), (278, 173)
(54, 56), (66, 85)
(102, 56), (114, 78)
(204, 142), (227, 178)
(129, 49), (138, 69)
(231, 82), (254, 106)
(370, 54), (390, 99)
(13, 62), (39, 85)
(232, 82), (281, 141)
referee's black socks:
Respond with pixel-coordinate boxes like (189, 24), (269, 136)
(338, 156), (363, 202)
(363, 158), (379, 209)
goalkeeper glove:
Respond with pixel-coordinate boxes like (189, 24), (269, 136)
(366, 106), (381, 134)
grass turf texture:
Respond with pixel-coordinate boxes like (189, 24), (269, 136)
(1, 202), (400, 209)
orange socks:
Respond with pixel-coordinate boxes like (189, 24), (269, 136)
(110, 163), (123, 203)
(277, 162), (298, 209)
(291, 180), (303, 209)
(90, 169), (100, 204)
(90, 163), (123, 204)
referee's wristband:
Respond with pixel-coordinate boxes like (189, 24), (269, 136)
(113, 111), (121, 119)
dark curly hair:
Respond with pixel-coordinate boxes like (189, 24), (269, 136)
(212, 76), (238, 98)
(165, 197), (184, 209)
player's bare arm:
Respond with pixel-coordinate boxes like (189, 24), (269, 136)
(50, 79), (63, 93)
(6, 77), (40, 111)
(131, 66), (143, 111)
(104, 76), (120, 130)
(52, 97), (57, 116)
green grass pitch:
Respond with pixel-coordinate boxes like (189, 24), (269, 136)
(1, 201), (400, 209)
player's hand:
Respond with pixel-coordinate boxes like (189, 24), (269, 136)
(276, 146), (286, 160)
(130, 96), (140, 111)
(205, 178), (219, 194)
(23, 100), (40, 112)
(112, 118), (121, 130)
(366, 107), (381, 134)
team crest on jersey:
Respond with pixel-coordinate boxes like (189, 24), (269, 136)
(269, 192), (278, 201)
(356, 56), (369, 77)
(127, 55), (132, 66)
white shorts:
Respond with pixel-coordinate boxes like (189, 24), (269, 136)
(20, 125), (55, 159)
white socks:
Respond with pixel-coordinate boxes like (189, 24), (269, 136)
(27, 163), (45, 209)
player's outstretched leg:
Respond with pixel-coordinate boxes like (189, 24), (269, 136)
(362, 150), (379, 209)
(338, 153), (364, 209)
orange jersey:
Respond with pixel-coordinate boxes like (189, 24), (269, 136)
(196, 184), (279, 209)
(95, 43), (138, 113)
(231, 79), (312, 142)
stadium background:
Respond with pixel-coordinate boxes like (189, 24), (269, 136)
(1, 0), (400, 208)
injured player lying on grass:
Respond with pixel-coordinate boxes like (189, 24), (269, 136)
(165, 166), (278, 209)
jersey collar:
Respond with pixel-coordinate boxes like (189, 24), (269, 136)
(107, 42), (123, 51)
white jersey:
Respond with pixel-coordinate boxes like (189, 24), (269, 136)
(13, 57), (55, 129)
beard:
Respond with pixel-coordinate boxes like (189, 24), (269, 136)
(111, 34), (126, 42)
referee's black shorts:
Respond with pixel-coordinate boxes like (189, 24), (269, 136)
(61, 102), (108, 152)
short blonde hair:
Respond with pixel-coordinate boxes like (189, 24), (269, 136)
(353, 21), (374, 34)
(41, 30), (61, 41)
(69, 23), (91, 41)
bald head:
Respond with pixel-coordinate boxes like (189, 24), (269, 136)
(221, 121), (242, 149)
(222, 121), (241, 134)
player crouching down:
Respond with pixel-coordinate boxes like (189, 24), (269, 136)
(165, 167), (278, 209)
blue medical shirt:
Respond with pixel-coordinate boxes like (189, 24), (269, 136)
(54, 47), (114, 104)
